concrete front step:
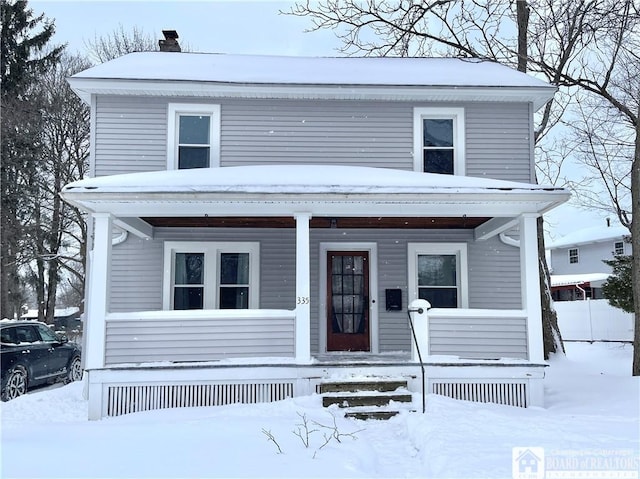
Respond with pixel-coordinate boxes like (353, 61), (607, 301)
(322, 391), (413, 408)
(319, 380), (408, 394)
(345, 410), (400, 420)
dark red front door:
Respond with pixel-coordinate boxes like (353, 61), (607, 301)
(326, 251), (370, 352)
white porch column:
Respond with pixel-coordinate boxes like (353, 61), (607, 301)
(294, 213), (312, 363)
(409, 299), (431, 363)
(520, 213), (544, 363)
(85, 213), (112, 371)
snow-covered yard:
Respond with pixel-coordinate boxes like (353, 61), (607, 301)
(1, 342), (638, 478)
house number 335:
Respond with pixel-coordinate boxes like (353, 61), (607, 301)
(297, 297), (310, 304)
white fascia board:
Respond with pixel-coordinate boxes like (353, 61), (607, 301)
(61, 190), (570, 218)
(68, 77), (556, 110)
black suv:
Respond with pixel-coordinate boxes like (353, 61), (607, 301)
(1, 320), (82, 401)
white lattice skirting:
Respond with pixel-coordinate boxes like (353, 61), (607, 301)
(87, 364), (545, 419)
(106, 381), (295, 417)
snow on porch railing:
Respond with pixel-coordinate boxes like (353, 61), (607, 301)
(104, 309), (296, 365)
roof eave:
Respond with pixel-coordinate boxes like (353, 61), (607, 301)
(61, 189), (570, 218)
(67, 77), (557, 110)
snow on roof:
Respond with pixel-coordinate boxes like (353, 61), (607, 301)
(547, 225), (629, 249)
(551, 273), (610, 287)
(72, 52), (551, 89)
(63, 165), (562, 195)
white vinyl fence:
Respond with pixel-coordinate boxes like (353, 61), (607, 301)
(555, 299), (634, 342)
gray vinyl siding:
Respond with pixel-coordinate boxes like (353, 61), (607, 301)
(550, 240), (625, 275)
(94, 96), (533, 182)
(105, 316), (295, 364)
(107, 229), (523, 360)
(429, 315), (527, 359)
(94, 96), (167, 176)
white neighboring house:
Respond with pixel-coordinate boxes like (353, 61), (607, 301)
(60, 46), (571, 419)
(548, 224), (630, 301)
(547, 224), (633, 342)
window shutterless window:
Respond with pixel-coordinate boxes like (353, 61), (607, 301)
(163, 242), (259, 310)
(568, 248), (579, 264)
(614, 241), (624, 255)
(413, 107), (465, 175)
(408, 243), (469, 308)
(167, 104), (220, 170)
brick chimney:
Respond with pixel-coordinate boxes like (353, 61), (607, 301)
(159, 30), (181, 52)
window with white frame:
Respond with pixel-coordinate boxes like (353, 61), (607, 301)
(614, 241), (624, 255)
(568, 248), (579, 264)
(163, 242), (259, 310)
(408, 243), (469, 308)
(413, 107), (465, 175)
(167, 103), (221, 170)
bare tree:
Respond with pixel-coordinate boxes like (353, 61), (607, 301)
(287, 0), (639, 370)
(33, 54), (91, 322)
(85, 24), (158, 63)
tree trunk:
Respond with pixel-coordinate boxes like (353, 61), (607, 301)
(539, 216), (564, 357)
(632, 102), (640, 376)
(517, 0), (564, 359)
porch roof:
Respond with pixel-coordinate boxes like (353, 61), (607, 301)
(62, 165), (569, 222)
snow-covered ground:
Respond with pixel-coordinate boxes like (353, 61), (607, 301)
(1, 342), (638, 478)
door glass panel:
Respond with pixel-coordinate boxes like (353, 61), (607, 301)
(330, 254), (366, 335)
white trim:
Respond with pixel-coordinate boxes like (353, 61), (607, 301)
(162, 241), (260, 310)
(413, 107), (465, 175)
(85, 213), (112, 370)
(407, 243), (469, 308)
(319, 242), (379, 354)
(295, 214), (312, 364)
(614, 241), (625, 255)
(520, 214), (544, 362)
(568, 247), (579, 264)
(69, 78), (556, 110)
(167, 103), (220, 170)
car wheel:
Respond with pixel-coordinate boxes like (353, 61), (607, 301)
(2, 366), (28, 401)
(66, 356), (82, 383)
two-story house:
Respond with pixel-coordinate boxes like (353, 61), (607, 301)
(548, 223), (631, 301)
(62, 49), (569, 419)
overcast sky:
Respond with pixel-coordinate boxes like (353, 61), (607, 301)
(29, 0), (611, 238)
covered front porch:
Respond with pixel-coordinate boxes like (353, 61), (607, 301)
(61, 165), (569, 418)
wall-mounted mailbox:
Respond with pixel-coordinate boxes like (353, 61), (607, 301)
(385, 289), (402, 311)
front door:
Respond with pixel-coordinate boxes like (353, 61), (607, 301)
(326, 251), (370, 351)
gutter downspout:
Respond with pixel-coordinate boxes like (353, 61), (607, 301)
(112, 228), (128, 246)
(499, 232), (520, 248)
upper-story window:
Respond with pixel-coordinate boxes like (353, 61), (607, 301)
(568, 248), (579, 264)
(413, 107), (465, 175)
(167, 103), (220, 170)
(614, 241), (624, 255)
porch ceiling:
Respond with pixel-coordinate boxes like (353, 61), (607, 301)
(142, 216), (491, 229)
